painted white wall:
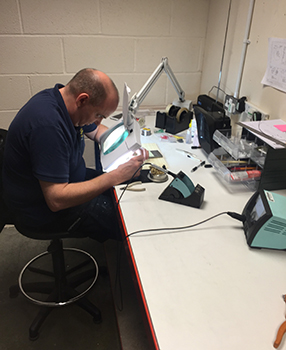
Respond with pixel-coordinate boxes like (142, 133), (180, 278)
(201, 0), (286, 122)
(0, 0), (209, 129)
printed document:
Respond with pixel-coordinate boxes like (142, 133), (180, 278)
(261, 38), (286, 93)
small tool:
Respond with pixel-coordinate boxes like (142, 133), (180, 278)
(191, 161), (206, 172)
(274, 320), (286, 348)
(274, 295), (286, 348)
(120, 181), (146, 192)
(176, 148), (199, 159)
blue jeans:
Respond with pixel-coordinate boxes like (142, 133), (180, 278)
(14, 169), (122, 243)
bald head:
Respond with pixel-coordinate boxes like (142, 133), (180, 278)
(66, 68), (119, 107)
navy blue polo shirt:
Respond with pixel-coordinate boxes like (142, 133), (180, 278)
(3, 84), (96, 226)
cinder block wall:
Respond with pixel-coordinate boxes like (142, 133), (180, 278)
(0, 0), (210, 130)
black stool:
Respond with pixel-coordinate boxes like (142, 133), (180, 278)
(9, 231), (102, 340)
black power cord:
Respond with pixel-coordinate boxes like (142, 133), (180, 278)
(116, 162), (152, 203)
(114, 163), (246, 310)
(125, 211), (245, 239)
(227, 211), (246, 223)
(114, 162), (150, 311)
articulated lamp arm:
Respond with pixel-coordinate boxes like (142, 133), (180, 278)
(100, 58), (189, 171)
(126, 57), (186, 130)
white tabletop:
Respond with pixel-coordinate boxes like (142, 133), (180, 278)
(110, 115), (286, 350)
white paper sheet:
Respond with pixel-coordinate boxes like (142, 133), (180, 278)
(238, 119), (286, 149)
(261, 37), (286, 93)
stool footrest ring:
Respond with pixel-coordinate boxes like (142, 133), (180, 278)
(19, 247), (98, 307)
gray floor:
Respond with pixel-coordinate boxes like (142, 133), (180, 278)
(0, 226), (150, 350)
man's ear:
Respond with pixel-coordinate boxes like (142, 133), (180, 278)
(76, 93), (89, 107)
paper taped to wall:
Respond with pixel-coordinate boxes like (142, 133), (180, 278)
(261, 37), (286, 93)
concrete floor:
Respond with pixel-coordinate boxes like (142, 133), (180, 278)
(0, 226), (150, 350)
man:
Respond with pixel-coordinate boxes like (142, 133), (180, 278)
(2, 68), (148, 242)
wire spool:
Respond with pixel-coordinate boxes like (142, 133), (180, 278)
(141, 127), (151, 136)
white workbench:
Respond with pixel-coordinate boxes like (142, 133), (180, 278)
(110, 114), (286, 350)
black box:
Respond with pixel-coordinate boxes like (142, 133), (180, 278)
(241, 128), (286, 191)
(155, 110), (192, 134)
(197, 94), (224, 113)
(260, 147), (286, 190)
(193, 105), (231, 154)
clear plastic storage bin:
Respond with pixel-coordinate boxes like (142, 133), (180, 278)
(212, 129), (257, 160)
(208, 147), (261, 189)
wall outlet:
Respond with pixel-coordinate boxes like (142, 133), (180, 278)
(224, 95), (239, 114)
(244, 101), (270, 121)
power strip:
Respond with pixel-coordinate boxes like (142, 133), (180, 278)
(224, 95), (270, 121)
(244, 101), (270, 121)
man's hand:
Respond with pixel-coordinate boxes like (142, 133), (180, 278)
(114, 148), (149, 183)
(39, 147), (149, 212)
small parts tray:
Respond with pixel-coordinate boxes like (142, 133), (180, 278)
(208, 148), (262, 186)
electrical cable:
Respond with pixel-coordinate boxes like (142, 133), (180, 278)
(114, 161), (153, 311)
(208, 85), (227, 98)
(114, 162), (246, 311)
(116, 162), (150, 203)
(125, 211), (245, 239)
(114, 238), (124, 311)
(227, 211), (246, 222)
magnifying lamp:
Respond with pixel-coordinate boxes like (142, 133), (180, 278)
(99, 83), (141, 172)
(99, 57), (192, 172)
